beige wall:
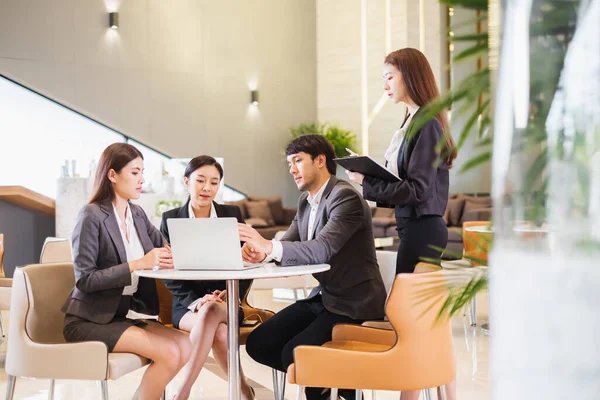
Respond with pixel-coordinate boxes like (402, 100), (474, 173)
(317, 0), (445, 162)
(316, 0), (491, 194)
(0, 0), (317, 206)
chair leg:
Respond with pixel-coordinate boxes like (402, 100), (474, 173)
(272, 369), (279, 400)
(469, 297), (477, 326)
(48, 379), (55, 400)
(355, 389), (362, 399)
(296, 385), (304, 400)
(99, 380), (109, 400)
(280, 372), (287, 399)
(437, 385), (448, 400)
(331, 388), (338, 399)
(422, 388), (432, 400)
(371, 390), (376, 400)
(272, 369), (286, 400)
(160, 390), (166, 400)
(0, 312), (5, 337)
(5, 375), (16, 400)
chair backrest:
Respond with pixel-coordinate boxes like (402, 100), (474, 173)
(5, 263), (75, 376)
(462, 221), (491, 266)
(26, 263), (75, 343)
(40, 238), (73, 264)
(0, 233), (4, 277)
(375, 250), (397, 296)
(386, 271), (455, 389)
(413, 262), (442, 274)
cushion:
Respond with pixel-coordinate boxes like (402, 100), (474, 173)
(226, 199), (249, 220)
(373, 207), (394, 218)
(246, 201), (275, 226)
(447, 227), (463, 243)
(371, 217), (396, 228)
(108, 353), (151, 380)
(460, 196), (492, 225)
(372, 226), (387, 238)
(249, 196), (284, 224)
(445, 197), (465, 227)
(245, 217), (270, 228)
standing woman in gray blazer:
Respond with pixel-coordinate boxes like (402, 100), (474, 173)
(347, 47), (458, 400)
(347, 48), (457, 274)
(61, 143), (191, 400)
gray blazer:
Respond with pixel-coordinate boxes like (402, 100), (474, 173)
(61, 201), (164, 324)
(280, 176), (386, 321)
(362, 114), (449, 218)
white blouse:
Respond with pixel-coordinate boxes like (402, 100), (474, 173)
(384, 107), (419, 178)
(113, 204), (144, 296)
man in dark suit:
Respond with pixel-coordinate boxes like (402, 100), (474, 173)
(238, 134), (386, 400)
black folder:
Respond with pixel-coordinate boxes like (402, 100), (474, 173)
(334, 156), (401, 182)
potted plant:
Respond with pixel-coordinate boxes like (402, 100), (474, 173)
(289, 122), (358, 159)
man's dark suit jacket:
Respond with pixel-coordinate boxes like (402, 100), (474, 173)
(61, 201), (164, 324)
(159, 200), (252, 328)
(362, 112), (450, 218)
(279, 176), (386, 321)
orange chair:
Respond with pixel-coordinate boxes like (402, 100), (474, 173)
(287, 271), (455, 399)
(443, 221), (491, 326)
(155, 280), (274, 344)
(462, 221), (491, 326)
(462, 221), (492, 267)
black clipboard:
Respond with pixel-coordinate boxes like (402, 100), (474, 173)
(334, 156), (401, 182)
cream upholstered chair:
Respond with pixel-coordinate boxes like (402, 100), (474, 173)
(287, 271), (456, 399)
(39, 237), (72, 264)
(5, 262), (161, 400)
(0, 233), (11, 337)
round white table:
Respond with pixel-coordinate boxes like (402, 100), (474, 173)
(136, 264), (330, 400)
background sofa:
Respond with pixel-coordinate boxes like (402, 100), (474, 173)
(371, 193), (492, 260)
(226, 196), (296, 240)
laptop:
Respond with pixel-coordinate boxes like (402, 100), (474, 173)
(167, 217), (263, 271)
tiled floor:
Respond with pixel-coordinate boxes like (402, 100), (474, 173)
(0, 289), (490, 399)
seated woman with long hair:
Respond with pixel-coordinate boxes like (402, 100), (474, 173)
(62, 143), (191, 400)
(160, 155), (254, 400)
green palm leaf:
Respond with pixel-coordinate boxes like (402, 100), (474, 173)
(439, 0), (488, 10)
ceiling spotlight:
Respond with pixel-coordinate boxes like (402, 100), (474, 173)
(250, 90), (259, 106)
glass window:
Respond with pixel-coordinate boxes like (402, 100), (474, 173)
(0, 76), (125, 198)
(0, 75), (247, 201)
(126, 139), (171, 194)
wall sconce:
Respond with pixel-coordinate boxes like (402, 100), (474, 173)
(250, 90), (259, 106)
(109, 12), (119, 30)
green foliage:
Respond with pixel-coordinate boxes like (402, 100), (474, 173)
(415, 0), (586, 322)
(289, 122), (357, 159)
(439, 0), (487, 10)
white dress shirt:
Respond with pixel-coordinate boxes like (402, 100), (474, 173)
(384, 107), (419, 177)
(187, 201), (218, 312)
(267, 179), (330, 262)
(188, 201), (218, 219)
(113, 204), (145, 296)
